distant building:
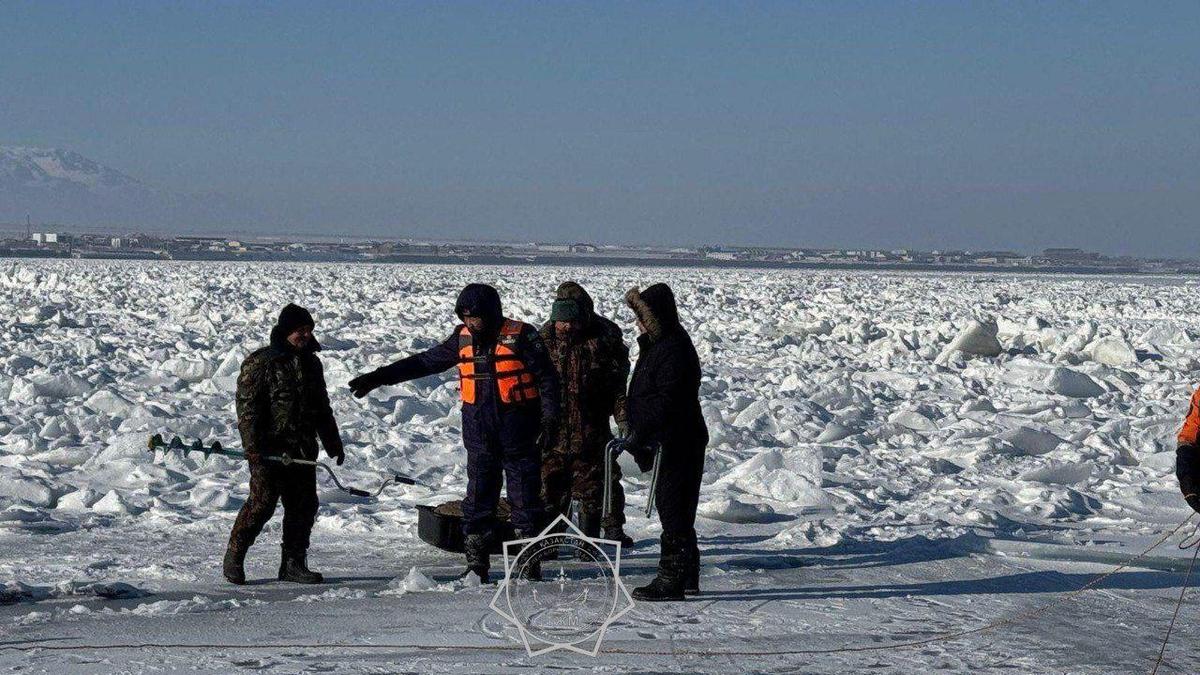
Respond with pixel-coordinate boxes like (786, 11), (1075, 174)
(110, 237), (122, 248)
(969, 250), (1021, 259)
(536, 243), (571, 253)
(1041, 248), (1101, 262)
(569, 243), (598, 253)
(933, 250), (966, 263)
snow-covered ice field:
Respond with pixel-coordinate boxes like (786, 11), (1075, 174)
(2, 259), (1199, 673)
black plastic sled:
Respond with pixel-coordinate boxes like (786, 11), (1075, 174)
(416, 499), (516, 554)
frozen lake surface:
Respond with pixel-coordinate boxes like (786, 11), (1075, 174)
(1, 260), (1198, 673)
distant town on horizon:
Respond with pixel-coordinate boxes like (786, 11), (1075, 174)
(0, 221), (1191, 276)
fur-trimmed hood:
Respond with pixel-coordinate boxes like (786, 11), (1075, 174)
(625, 283), (680, 342)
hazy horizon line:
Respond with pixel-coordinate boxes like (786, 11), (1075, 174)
(0, 220), (1182, 261)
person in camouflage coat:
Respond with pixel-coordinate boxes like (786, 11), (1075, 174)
(223, 304), (345, 585)
(539, 281), (634, 545)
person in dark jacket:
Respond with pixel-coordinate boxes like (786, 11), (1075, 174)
(1174, 387), (1200, 515)
(539, 281), (633, 546)
(618, 283), (708, 601)
(347, 284), (559, 583)
(224, 303), (346, 585)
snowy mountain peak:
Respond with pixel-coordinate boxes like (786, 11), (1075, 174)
(0, 145), (253, 227)
(0, 145), (145, 193)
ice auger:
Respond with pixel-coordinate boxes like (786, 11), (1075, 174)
(146, 433), (431, 499)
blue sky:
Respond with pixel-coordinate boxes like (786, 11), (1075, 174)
(2, 1), (1197, 254)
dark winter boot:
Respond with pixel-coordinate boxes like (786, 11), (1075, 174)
(684, 531), (700, 595)
(278, 552), (324, 584)
(632, 533), (688, 602)
(514, 530), (542, 581)
(222, 543), (246, 585)
(461, 533), (491, 584)
(576, 510), (602, 559)
(577, 510), (601, 538)
(603, 525), (635, 550)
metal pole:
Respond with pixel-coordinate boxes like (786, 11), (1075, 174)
(602, 439), (617, 521)
(644, 443), (663, 518)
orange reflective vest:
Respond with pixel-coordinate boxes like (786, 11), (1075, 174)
(457, 319), (540, 405)
(1180, 387), (1200, 446)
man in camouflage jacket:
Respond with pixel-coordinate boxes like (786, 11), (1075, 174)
(223, 303), (345, 585)
(539, 281), (634, 545)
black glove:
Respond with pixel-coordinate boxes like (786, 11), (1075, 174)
(326, 437), (345, 466)
(618, 430), (656, 473)
(348, 370), (384, 398)
(632, 444), (656, 473)
(537, 416), (559, 451)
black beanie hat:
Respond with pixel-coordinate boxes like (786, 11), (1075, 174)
(276, 303), (315, 335)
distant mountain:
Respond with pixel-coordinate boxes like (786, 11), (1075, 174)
(0, 146), (255, 229)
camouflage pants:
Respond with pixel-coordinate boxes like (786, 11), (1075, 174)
(541, 446), (626, 528)
(227, 462), (318, 557)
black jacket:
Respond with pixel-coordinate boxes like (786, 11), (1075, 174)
(624, 284), (708, 464)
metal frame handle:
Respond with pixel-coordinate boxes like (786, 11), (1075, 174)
(603, 438), (663, 519)
(644, 444), (663, 518)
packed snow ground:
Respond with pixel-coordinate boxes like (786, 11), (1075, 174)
(1, 260), (1198, 673)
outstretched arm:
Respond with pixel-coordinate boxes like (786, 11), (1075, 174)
(376, 332), (461, 384)
(350, 330), (461, 398)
